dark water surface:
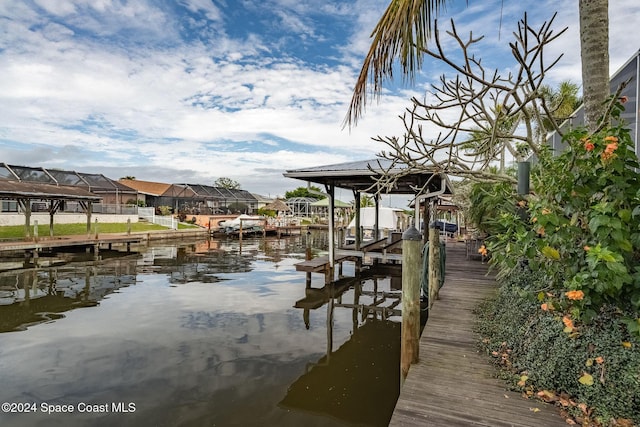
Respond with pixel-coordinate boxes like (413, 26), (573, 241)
(0, 236), (401, 427)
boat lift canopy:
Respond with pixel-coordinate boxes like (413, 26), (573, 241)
(284, 159), (452, 271)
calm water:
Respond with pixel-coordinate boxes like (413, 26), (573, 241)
(0, 235), (401, 427)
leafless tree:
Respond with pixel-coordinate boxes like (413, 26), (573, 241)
(370, 13), (568, 193)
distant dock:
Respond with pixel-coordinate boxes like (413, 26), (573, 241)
(0, 229), (210, 261)
(0, 234), (143, 254)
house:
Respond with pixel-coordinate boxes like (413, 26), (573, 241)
(0, 163), (136, 214)
(545, 49), (639, 156)
(119, 179), (258, 214)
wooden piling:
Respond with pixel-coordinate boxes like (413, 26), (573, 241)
(428, 227), (441, 308)
(401, 225), (422, 383)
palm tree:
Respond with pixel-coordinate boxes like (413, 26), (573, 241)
(347, 1), (609, 131)
(344, 0), (449, 128)
(531, 81), (582, 142)
(578, 0), (609, 131)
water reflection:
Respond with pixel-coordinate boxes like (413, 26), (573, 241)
(0, 257), (138, 333)
(0, 235), (401, 427)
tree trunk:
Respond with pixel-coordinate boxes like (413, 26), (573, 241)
(579, 0), (609, 131)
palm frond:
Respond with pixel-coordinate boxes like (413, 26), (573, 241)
(343, 0), (452, 128)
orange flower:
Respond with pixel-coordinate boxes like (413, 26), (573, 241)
(601, 151), (614, 162)
(541, 303), (549, 311)
(583, 245), (591, 251)
(565, 290), (585, 301)
(537, 227), (545, 236)
(595, 356), (604, 364)
(584, 141), (595, 151)
(604, 135), (618, 143)
(605, 141), (618, 153)
(517, 200), (527, 207)
(478, 245), (488, 256)
(531, 216), (538, 223)
(562, 315), (574, 329)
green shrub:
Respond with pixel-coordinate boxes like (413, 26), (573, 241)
(476, 267), (640, 425)
(484, 99), (640, 337)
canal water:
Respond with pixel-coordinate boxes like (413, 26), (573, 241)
(0, 235), (401, 427)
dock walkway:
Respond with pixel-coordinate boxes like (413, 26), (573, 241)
(0, 229), (210, 255)
(390, 242), (566, 426)
(0, 234), (143, 253)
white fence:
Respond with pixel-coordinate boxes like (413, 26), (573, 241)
(0, 213), (138, 227)
(138, 207), (178, 230)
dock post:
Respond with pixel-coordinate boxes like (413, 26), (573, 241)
(127, 218), (131, 235)
(305, 231), (312, 261)
(401, 225), (422, 383)
(428, 224), (441, 308)
(94, 219), (99, 240)
(33, 220), (38, 243)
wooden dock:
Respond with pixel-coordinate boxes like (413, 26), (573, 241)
(0, 234), (143, 254)
(390, 242), (566, 426)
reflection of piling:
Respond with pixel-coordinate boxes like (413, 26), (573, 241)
(401, 225), (421, 383)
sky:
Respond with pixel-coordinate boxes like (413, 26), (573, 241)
(1, 0), (639, 202)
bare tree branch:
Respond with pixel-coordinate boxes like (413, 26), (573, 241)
(368, 13), (567, 194)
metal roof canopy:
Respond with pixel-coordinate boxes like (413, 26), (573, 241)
(283, 159), (453, 276)
(283, 159), (452, 195)
(0, 180), (101, 201)
(0, 164), (103, 239)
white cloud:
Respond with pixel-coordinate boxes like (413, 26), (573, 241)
(1, 0), (639, 200)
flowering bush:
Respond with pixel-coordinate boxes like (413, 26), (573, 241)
(487, 99), (640, 335)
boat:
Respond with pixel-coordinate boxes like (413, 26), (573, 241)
(219, 214), (265, 234)
(344, 207), (407, 245)
(431, 220), (458, 235)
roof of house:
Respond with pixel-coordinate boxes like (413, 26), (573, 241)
(263, 199), (290, 211)
(0, 163), (133, 193)
(119, 179), (173, 196)
(179, 184), (257, 201)
(0, 163), (103, 201)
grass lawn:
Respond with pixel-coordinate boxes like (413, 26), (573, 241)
(0, 222), (201, 239)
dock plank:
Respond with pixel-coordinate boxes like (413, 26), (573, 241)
(390, 242), (566, 427)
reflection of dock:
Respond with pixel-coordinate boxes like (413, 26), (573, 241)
(0, 257), (139, 333)
(293, 275), (359, 310)
(279, 319), (401, 426)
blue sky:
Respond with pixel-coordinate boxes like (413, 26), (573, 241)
(1, 1), (639, 201)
